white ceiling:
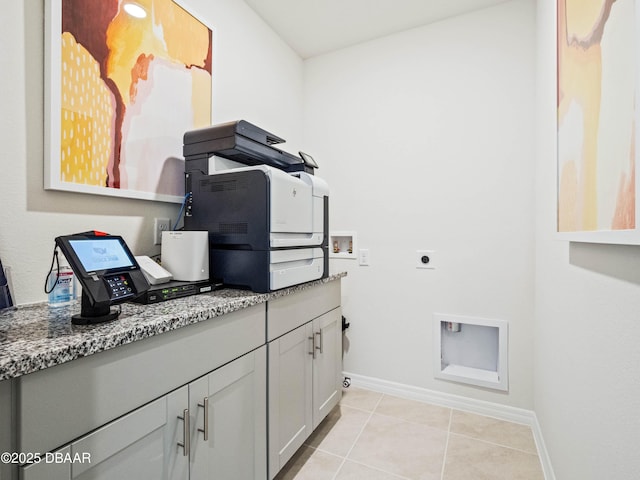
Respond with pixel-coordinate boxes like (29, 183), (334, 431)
(243, 0), (511, 59)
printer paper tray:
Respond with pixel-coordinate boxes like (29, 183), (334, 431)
(270, 232), (324, 248)
(270, 248), (324, 291)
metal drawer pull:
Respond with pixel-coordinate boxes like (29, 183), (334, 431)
(177, 409), (190, 456)
(315, 330), (323, 354)
(198, 397), (209, 441)
(308, 335), (316, 358)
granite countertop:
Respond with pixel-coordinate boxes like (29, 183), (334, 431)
(0, 274), (345, 381)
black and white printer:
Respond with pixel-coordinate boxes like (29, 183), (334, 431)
(183, 120), (329, 293)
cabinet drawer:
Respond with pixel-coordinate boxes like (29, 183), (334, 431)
(18, 304), (265, 455)
(267, 280), (340, 341)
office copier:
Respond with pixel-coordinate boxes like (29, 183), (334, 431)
(183, 120), (329, 293)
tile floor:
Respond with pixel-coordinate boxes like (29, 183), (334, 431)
(275, 387), (544, 480)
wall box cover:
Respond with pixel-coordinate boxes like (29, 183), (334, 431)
(329, 231), (357, 259)
(433, 313), (508, 391)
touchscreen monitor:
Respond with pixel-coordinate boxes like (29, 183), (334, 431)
(68, 238), (135, 273)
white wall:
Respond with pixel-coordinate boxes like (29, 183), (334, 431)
(303, 0), (536, 408)
(0, 0), (302, 305)
(535, 0), (640, 478)
(9, 0), (640, 474)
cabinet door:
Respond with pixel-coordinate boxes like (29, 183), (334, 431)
(21, 388), (188, 480)
(20, 446), (71, 480)
(190, 346), (267, 480)
(70, 386), (189, 480)
(312, 307), (342, 429)
(268, 323), (313, 479)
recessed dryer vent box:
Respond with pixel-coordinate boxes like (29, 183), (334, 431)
(433, 313), (508, 391)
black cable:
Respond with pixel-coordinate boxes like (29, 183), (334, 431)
(44, 247), (61, 294)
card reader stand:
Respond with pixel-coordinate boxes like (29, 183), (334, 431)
(72, 291), (120, 325)
(72, 273), (135, 325)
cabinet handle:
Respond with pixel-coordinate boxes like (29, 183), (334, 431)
(198, 397), (209, 441)
(308, 335), (316, 358)
(315, 330), (323, 354)
(177, 409), (190, 456)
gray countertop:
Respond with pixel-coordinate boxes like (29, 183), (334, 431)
(0, 274), (345, 381)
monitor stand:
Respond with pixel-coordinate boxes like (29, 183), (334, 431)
(71, 291), (120, 325)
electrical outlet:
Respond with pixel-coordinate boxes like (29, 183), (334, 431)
(154, 218), (171, 245)
(417, 250), (436, 269)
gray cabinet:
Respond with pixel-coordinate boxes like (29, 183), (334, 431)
(20, 447), (72, 480)
(189, 346), (267, 480)
(16, 304), (267, 480)
(0, 380), (14, 480)
(17, 305), (265, 457)
(72, 385), (189, 480)
(311, 307), (342, 429)
(21, 386), (189, 480)
(268, 322), (314, 476)
(21, 347), (266, 480)
(267, 281), (342, 479)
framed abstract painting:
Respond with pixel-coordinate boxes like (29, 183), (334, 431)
(557, 0), (640, 243)
(44, 0), (212, 203)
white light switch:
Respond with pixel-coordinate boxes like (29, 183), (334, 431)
(359, 249), (370, 266)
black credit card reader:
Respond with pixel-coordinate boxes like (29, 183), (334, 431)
(55, 232), (149, 324)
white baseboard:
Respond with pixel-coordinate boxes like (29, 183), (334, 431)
(342, 371), (555, 480)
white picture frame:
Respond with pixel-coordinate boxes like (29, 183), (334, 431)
(556, 0), (640, 244)
(44, 0), (213, 203)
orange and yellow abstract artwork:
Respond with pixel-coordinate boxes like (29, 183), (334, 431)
(557, 0), (636, 232)
(58, 0), (212, 198)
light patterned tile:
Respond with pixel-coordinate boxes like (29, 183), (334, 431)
(443, 433), (544, 480)
(347, 413), (447, 480)
(450, 410), (538, 454)
(274, 446), (343, 480)
(339, 386), (383, 412)
(305, 404), (371, 457)
(277, 388), (545, 480)
(336, 460), (409, 480)
(375, 394), (451, 431)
